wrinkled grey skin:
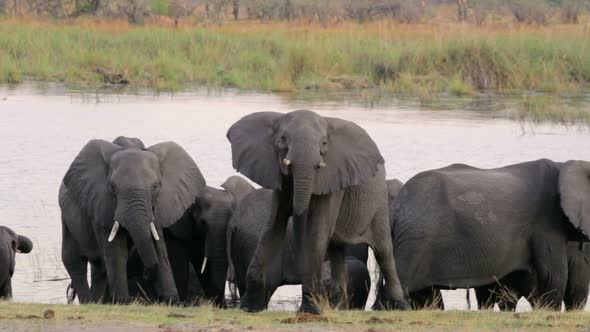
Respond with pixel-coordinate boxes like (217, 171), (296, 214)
(475, 242), (590, 311)
(0, 226), (33, 299)
(373, 179), (408, 308)
(163, 175), (255, 306)
(227, 110), (409, 314)
(381, 159), (590, 310)
(228, 188), (371, 310)
(60, 136), (205, 304)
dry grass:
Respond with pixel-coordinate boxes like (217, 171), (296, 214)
(0, 301), (589, 331)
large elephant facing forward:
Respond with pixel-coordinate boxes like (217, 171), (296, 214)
(227, 110), (409, 314)
(228, 188), (371, 310)
(0, 226), (33, 299)
(379, 159), (590, 310)
(60, 137), (205, 303)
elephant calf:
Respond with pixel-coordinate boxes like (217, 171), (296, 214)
(0, 226), (33, 299)
(228, 188), (371, 310)
(476, 242), (590, 311)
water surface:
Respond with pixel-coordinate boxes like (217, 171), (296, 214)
(1, 83), (589, 311)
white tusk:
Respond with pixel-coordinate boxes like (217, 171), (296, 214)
(150, 222), (160, 241)
(201, 257), (208, 274)
(319, 162), (326, 168)
(108, 221), (120, 242)
(15, 248), (21, 254)
(283, 159), (291, 166)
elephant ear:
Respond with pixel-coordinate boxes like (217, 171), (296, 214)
(63, 139), (122, 225)
(149, 142), (206, 228)
(227, 112), (284, 190)
(313, 117), (384, 194)
(559, 160), (590, 239)
(221, 176), (256, 203)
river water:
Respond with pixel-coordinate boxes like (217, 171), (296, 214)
(1, 83), (589, 311)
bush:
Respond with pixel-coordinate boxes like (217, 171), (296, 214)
(508, 0), (549, 24)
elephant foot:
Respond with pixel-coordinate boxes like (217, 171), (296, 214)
(373, 295), (411, 311)
(298, 300), (322, 315)
(111, 296), (133, 305)
(240, 278), (268, 313)
(239, 295), (267, 313)
(158, 295), (180, 305)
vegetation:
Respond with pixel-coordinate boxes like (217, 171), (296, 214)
(2, 19), (590, 96)
(3, 0), (590, 26)
(0, 302), (589, 331)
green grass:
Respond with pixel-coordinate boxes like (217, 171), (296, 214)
(0, 302), (589, 331)
(1, 20), (590, 95)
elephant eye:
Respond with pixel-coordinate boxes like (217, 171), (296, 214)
(280, 136), (286, 142)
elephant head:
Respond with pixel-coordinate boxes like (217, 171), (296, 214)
(0, 226), (32, 299)
(0, 227), (33, 260)
(559, 160), (590, 239)
(190, 176), (255, 305)
(63, 139), (205, 302)
(386, 179), (404, 223)
(227, 110), (383, 217)
(112, 136), (145, 150)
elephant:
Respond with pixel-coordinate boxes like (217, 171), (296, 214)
(227, 187), (371, 310)
(0, 226), (33, 299)
(227, 110), (409, 314)
(163, 175), (255, 306)
(60, 136), (206, 304)
(475, 242), (590, 311)
(378, 159), (590, 310)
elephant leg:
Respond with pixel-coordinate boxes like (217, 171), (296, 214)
(0, 279), (12, 299)
(369, 209), (409, 310)
(104, 235), (130, 304)
(152, 228), (179, 304)
(241, 190), (291, 313)
(345, 259), (370, 310)
(475, 286), (496, 310)
(327, 244), (348, 310)
(89, 259), (108, 303)
(564, 245), (590, 311)
(299, 194), (340, 315)
(532, 242), (567, 310)
(166, 238), (189, 303)
(564, 273), (589, 311)
(62, 229), (91, 304)
(410, 287), (444, 310)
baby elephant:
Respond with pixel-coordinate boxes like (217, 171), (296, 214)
(0, 226), (33, 299)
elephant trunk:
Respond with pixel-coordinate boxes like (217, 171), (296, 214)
(292, 165), (315, 217)
(126, 220), (159, 277)
(117, 197), (159, 276)
(205, 206), (232, 306)
(16, 235), (33, 254)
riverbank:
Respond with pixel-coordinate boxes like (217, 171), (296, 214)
(0, 302), (589, 331)
(1, 20), (590, 95)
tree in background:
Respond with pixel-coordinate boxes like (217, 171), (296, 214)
(457, 0), (469, 21)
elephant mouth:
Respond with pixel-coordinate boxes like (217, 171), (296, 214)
(108, 220), (161, 272)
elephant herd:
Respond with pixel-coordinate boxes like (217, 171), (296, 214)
(2, 110), (589, 315)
